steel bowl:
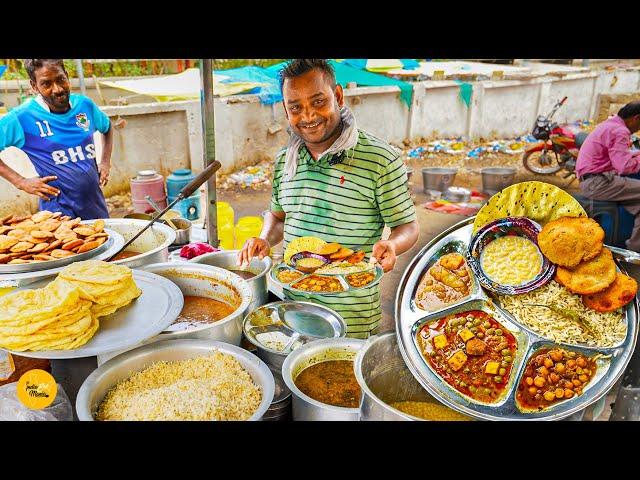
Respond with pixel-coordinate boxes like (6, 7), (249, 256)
(355, 332), (472, 420)
(171, 218), (192, 245)
(243, 301), (347, 370)
(85, 218), (176, 268)
(191, 250), (272, 313)
(140, 262), (252, 345)
(76, 338), (275, 421)
(282, 337), (364, 421)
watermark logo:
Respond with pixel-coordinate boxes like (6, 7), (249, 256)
(17, 369), (57, 410)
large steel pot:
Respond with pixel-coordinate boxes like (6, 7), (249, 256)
(88, 218), (176, 268)
(190, 250), (271, 313)
(355, 332), (471, 421)
(282, 337), (364, 421)
(141, 262), (252, 345)
(76, 339), (275, 421)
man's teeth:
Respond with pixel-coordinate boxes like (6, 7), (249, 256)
(303, 122), (320, 128)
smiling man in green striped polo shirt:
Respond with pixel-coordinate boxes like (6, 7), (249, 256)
(238, 59), (419, 338)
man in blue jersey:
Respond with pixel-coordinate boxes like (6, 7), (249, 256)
(0, 59), (113, 219)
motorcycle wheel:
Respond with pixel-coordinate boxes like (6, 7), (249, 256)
(522, 150), (562, 174)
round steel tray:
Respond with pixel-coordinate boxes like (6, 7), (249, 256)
(1, 270), (184, 359)
(0, 227), (117, 274)
(270, 262), (383, 296)
(395, 217), (639, 421)
(0, 229), (125, 286)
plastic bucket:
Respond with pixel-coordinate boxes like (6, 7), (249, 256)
(421, 167), (457, 194)
(481, 167), (517, 196)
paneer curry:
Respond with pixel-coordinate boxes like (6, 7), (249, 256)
(417, 310), (517, 403)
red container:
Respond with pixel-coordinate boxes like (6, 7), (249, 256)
(130, 170), (168, 214)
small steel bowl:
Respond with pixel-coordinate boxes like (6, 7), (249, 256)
(468, 216), (555, 295)
(290, 252), (330, 273)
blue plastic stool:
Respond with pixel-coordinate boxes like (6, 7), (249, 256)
(573, 194), (634, 248)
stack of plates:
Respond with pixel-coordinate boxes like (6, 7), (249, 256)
(261, 366), (292, 421)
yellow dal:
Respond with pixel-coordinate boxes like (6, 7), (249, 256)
(480, 236), (542, 286)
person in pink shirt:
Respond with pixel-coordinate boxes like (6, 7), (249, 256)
(577, 101), (640, 251)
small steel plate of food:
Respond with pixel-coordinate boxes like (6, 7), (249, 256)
(270, 236), (383, 295)
(243, 301), (346, 368)
(395, 215), (638, 420)
(468, 216), (555, 295)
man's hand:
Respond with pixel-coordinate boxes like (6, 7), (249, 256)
(237, 237), (270, 266)
(99, 162), (111, 186)
(18, 176), (60, 201)
(372, 240), (397, 273)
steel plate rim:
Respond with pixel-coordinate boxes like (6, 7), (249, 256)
(0, 270), (184, 359)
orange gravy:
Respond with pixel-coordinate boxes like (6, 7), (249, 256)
(111, 250), (142, 261)
(167, 295), (236, 332)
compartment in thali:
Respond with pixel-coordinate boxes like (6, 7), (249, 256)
(289, 273), (349, 295)
(514, 340), (613, 415)
(410, 298), (531, 407)
(489, 282), (630, 351)
(410, 239), (482, 316)
(272, 265), (307, 285)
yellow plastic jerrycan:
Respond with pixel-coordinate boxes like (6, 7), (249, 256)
(234, 216), (263, 249)
(216, 201), (235, 250)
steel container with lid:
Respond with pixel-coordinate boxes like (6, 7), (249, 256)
(130, 169), (167, 214)
(243, 301), (346, 370)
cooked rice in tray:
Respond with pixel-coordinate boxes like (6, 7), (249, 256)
(96, 351), (262, 421)
(496, 281), (627, 348)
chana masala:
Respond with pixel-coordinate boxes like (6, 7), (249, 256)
(291, 275), (344, 293)
(516, 348), (597, 410)
(417, 310), (517, 403)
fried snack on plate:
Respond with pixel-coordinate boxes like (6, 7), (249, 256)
(330, 247), (354, 261)
(473, 181), (587, 233)
(346, 251), (365, 264)
(317, 242), (341, 256)
(555, 248), (617, 295)
(583, 272), (638, 312)
(538, 217), (604, 267)
(31, 210), (54, 223)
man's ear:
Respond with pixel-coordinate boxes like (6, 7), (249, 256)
(335, 84), (344, 108)
(29, 80), (37, 95)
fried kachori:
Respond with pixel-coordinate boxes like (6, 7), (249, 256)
(0, 211), (109, 267)
(555, 248), (617, 295)
(582, 272), (638, 312)
(538, 217), (605, 267)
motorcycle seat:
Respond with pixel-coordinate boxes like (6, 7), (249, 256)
(575, 131), (589, 148)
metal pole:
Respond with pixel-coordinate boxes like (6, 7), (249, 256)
(200, 59), (219, 247)
(75, 59), (86, 95)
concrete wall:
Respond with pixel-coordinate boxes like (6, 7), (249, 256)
(2, 67), (640, 215)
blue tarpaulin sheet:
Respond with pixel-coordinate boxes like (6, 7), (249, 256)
(0, 66), (6, 79)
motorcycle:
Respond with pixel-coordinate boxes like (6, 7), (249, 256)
(522, 97), (588, 178)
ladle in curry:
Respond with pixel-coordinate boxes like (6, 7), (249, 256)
(107, 160), (221, 262)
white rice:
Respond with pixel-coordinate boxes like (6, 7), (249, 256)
(497, 280), (627, 347)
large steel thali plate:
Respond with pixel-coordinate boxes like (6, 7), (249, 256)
(395, 217), (639, 421)
(0, 229), (125, 286)
(1, 270), (184, 359)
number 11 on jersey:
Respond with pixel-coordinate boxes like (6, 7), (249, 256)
(36, 120), (54, 137)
